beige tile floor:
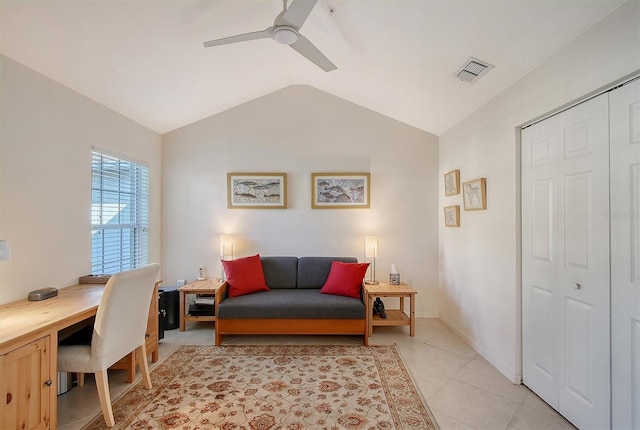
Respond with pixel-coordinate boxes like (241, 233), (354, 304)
(58, 318), (576, 430)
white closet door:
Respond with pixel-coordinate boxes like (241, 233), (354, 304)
(522, 116), (561, 408)
(610, 79), (640, 430)
(522, 93), (610, 429)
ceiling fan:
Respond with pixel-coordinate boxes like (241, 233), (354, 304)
(203, 0), (336, 72)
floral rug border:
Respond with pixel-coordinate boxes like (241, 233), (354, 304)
(83, 344), (437, 429)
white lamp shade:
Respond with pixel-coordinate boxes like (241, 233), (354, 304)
(365, 236), (378, 258)
(0, 240), (11, 261)
(220, 235), (234, 259)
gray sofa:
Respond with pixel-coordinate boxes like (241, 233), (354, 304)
(214, 256), (368, 345)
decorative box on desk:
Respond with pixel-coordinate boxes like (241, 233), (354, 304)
(364, 282), (417, 337)
(79, 274), (111, 284)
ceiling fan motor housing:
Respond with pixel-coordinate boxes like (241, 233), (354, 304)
(272, 26), (298, 45)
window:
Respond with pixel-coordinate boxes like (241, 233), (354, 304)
(91, 150), (149, 274)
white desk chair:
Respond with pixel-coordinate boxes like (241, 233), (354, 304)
(57, 263), (161, 427)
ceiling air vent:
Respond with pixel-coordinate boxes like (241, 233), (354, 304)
(455, 57), (494, 84)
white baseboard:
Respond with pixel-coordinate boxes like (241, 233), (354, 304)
(439, 315), (522, 384)
(415, 312), (439, 318)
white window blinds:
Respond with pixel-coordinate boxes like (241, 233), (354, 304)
(91, 150), (149, 274)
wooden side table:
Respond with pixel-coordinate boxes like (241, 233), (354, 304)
(365, 282), (417, 337)
(178, 279), (224, 331)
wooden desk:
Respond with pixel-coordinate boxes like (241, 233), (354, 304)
(0, 282), (159, 430)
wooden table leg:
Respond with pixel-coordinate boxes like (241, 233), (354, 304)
(368, 294), (374, 337)
(179, 290), (186, 332)
(410, 294), (415, 336)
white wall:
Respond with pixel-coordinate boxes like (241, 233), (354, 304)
(0, 55), (162, 304)
(438, 1), (639, 382)
(162, 85), (440, 317)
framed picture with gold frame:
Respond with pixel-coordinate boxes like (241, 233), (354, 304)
(444, 205), (460, 227)
(227, 173), (287, 209)
(311, 173), (370, 209)
(444, 169), (460, 196)
(463, 177), (487, 210)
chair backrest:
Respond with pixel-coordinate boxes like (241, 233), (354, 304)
(91, 263), (161, 370)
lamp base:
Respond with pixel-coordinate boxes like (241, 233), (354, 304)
(364, 280), (379, 285)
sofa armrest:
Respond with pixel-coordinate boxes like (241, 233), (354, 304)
(215, 281), (229, 316)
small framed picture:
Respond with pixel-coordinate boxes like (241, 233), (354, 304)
(227, 173), (287, 209)
(444, 170), (460, 196)
(444, 205), (460, 227)
(311, 173), (370, 209)
(463, 178), (487, 210)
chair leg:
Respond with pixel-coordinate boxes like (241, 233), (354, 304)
(94, 370), (115, 427)
(136, 344), (152, 389)
(77, 373), (85, 387)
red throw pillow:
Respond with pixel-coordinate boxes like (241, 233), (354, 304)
(320, 261), (369, 299)
(222, 254), (270, 298)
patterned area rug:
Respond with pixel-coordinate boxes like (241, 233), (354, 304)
(83, 345), (437, 429)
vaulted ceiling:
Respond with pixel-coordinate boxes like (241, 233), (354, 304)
(0, 0), (626, 135)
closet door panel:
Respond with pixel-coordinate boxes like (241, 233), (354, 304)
(522, 121), (560, 408)
(611, 79), (640, 430)
(563, 296), (594, 401)
(557, 94), (610, 430)
(523, 93), (610, 429)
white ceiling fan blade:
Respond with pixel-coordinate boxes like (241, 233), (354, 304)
(278, 0), (318, 28)
(290, 34), (336, 72)
(203, 27), (273, 48)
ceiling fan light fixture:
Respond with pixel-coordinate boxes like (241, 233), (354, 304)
(272, 26), (298, 45)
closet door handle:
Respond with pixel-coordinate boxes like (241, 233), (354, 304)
(574, 283), (582, 290)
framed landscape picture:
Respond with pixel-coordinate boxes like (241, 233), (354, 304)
(444, 169), (460, 196)
(463, 177), (487, 210)
(227, 173), (287, 209)
(444, 205), (460, 227)
(311, 173), (370, 209)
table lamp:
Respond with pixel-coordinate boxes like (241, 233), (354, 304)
(220, 235), (234, 280)
(364, 236), (379, 285)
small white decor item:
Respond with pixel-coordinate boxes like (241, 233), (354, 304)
(389, 264), (400, 285)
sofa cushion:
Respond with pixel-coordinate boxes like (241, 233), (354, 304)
(320, 261), (369, 298)
(217, 289), (365, 319)
(261, 256), (298, 289)
(222, 254), (270, 298)
(297, 257), (358, 289)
